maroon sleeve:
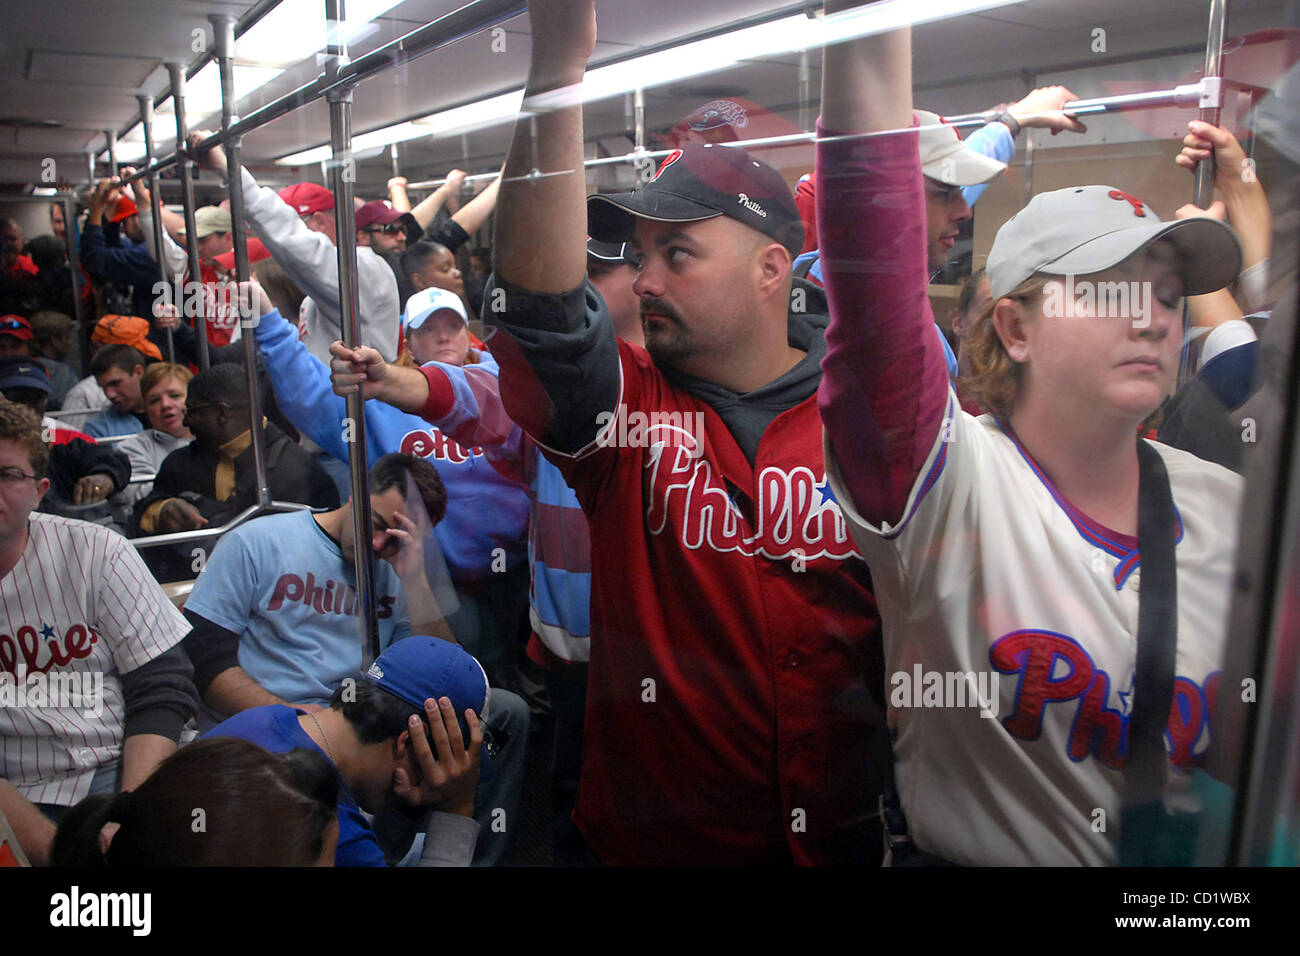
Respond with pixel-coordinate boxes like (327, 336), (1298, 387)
(417, 364), (456, 421)
(816, 117), (952, 526)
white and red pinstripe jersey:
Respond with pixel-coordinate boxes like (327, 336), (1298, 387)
(0, 514), (190, 806)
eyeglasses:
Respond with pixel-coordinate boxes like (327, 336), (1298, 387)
(364, 224), (403, 236)
(0, 466), (39, 485)
(924, 179), (966, 205)
(183, 401), (225, 419)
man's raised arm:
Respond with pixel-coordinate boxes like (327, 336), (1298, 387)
(493, 0), (594, 295)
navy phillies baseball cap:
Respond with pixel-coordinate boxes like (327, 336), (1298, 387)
(362, 636), (495, 780)
(0, 358), (51, 394)
(588, 144), (805, 256)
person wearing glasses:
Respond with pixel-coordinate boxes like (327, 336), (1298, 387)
(0, 400), (197, 866)
(131, 363), (339, 579)
(189, 132), (400, 366)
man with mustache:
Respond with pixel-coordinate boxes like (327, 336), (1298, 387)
(332, 0), (882, 866)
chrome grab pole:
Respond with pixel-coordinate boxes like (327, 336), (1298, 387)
(325, 0), (381, 667)
(169, 62), (212, 371)
(137, 94), (176, 362)
(210, 12), (271, 509)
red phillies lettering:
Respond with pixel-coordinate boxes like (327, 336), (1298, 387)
(992, 630), (1095, 740)
(398, 429), (477, 463)
(1108, 189), (1147, 217)
(267, 572), (395, 619)
(652, 149), (683, 181)
(0, 623), (99, 677)
(992, 631), (1217, 769)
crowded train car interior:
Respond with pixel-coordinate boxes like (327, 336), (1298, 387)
(0, 0), (1297, 900)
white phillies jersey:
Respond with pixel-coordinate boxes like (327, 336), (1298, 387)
(0, 514), (190, 806)
(825, 391), (1242, 865)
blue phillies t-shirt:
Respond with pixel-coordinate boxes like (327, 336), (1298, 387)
(185, 508), (410, 708)
(203, 704), (385, 867)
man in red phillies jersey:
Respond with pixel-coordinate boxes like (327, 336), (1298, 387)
(451, 0), (882, 865)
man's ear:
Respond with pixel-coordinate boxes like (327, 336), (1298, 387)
(757, 243), (792, 299)
(33, 477), (50, 509)
(131, 365), (144, 380)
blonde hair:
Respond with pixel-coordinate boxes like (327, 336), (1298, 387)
(140, 362), (193, 398)
(957, 275), (1049, 419)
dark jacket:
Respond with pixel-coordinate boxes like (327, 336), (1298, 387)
(133, 422), (340, 580)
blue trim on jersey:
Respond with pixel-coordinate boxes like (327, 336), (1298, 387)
(882, 393), (954, 541)
(995, 420), (1184, 589)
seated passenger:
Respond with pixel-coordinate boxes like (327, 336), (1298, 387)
(84, 343), (151, 440)
(0, 402), (197, 867)
(205, 636), (485, 867)
(110, 362), (193, 520)
(49, 737), (339, 867)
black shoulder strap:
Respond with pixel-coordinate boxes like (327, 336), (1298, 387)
(1124, 440), (1180, 823)
(793, 255), (817, 280)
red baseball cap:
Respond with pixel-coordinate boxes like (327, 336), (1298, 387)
(278, 182), (334, 217)
(0, 315), (33, 342)
(213, 237), (271, 275)
(356, 200), (402, 231)
(108, 196), (138, 223)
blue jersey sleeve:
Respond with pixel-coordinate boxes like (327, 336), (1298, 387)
(960, 122), (1015, 208)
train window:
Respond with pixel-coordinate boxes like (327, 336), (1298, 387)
(0, 0), (1296, 878)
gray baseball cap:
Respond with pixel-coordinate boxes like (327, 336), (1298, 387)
(986, 185), (1243, 299)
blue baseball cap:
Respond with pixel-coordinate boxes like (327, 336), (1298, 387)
(0, 358), (51, 394)
(362, 637), (495, 781)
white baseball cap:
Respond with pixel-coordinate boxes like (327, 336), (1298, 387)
(917, 110), (1007, 186)
(986, 184), (1243, 299)
(403, 287), (467, 331)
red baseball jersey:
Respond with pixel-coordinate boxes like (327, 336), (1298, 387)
(548, 341), (881, 865)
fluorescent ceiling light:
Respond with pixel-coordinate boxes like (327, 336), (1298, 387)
(154, 61), (285, 127)
(279, 0), (1024, 167)
(275, 121), (430, 166)
(235, 0), (405, 68)
(410, 90), (526, 137)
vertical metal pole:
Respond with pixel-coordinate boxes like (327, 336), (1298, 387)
(169, 62), (211, 370)
(326, 0), (381, 666)
(137, 94), (176, 362)
(1179, 0), (1229, 389)
(211, 12), (271, 508)
(80, 153), (96, 373)
(798, 49), (812, 132)
(62, 196), (87, 375)
(105, 130), (118, 180)
(390, 142), (400, 180)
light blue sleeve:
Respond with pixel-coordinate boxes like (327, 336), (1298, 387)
(253, 308), (351, 461)
(183, 526), (260, 636)
(960, 122), (1016, 208)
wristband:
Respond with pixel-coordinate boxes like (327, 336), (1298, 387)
(995, 110), (1022, 138)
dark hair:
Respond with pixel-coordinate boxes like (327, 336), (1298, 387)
(369, 452), (447, 526)
(89, 344), (146, 378)
(189, 362), (254, 409)
(956, 267), (988, 316)
(250, 257), (306, 322)
(0, 399), (49, 478)
(400, 240), (451, 280)
(50, 738), (340, 866)
(330, 676), (424, 744)
(29, 310), (73, 346)
(27, 235), (66, 273)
